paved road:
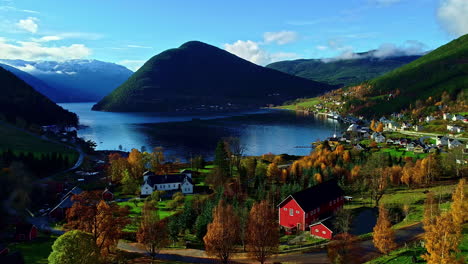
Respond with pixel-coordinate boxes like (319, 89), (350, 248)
(398, 130), (468, 141)
(118, 223), (424, 264)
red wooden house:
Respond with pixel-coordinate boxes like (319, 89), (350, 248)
(310, 217), (335, 239)
(278, 180), (344, 232)
(14, 224), (37, 241)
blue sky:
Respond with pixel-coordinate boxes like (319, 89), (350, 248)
(0, 0), (467, 70)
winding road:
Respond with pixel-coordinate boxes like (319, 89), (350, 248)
(118, 223), (424, 264)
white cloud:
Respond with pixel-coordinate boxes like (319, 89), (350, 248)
(316, 45), (328, 51)
(0, 38), (92, 61)
(127, 44), (152, 49)
(31, 35), (63, 42)
(437, 0), (468, 37)
(322, 40), (426, 62)
(118, 60), (145, 71)
(224, 40), (298, 65)
(263, 31), (298, 45)
(0, 6), (40, 14)
(16, 17), (38, 33)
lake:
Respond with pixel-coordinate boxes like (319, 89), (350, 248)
(59, 102), (344, 160)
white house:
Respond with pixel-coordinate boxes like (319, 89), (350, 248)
(347, 124), (360, 132)
(141, 172), (193, 196)
(448, 139), (463, 149)
(371, 132), (386, 143)
(447, 125), (463, 133)
(443, 113), (452, 120)
(452, 115), (464, 121)
(435, 136), (449, 146)
(425, 116), (436, 122)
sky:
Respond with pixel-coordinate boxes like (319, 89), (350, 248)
(0, 0), (467, 71)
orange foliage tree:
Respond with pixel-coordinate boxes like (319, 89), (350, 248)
(203, 200), (240, 264)
(137, 201), (169, 257)
(246, 200), (279, 264)
(373, 205), (396, 254)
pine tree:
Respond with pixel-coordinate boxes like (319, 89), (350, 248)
(214, 141), (230, 175)
(373, 205), (396, 254)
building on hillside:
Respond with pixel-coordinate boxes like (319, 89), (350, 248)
(448, 139), (463, 149)
(447, 125), (463, 133)
(14, 224), (37, 241)
(141, 172), (193, 196)
(436, 136), (449, 146)
(49, 186), (82, 220)
(425, 116), (436, 122)
(102, 188), (114, 201)
(277, 180), (344, 232)
(309, 217), (335, 239)
(452, 115), (464, 121)
(413, 125), (424, 132)
(414, 145), (425, 154)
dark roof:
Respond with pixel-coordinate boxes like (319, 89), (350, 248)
(15, 224), (34, 235)
(145, 173), (193, 186)
(310, 217), (334, 228)
(279, 180), (344, 212)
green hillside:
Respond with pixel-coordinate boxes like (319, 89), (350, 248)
(266, 54), (420, 87)
(93, 41), (335, 112)
(0, 66), (78, 126)
(347, 34), (468, 116)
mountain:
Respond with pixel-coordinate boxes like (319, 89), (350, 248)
(0, 59), (133, 102)
(345, 34), (468, 116)
(266, 53), (421, 87)
(93, 41), (335, 112)
(0, 63), (67, 102)
(0, 66), (78, 126)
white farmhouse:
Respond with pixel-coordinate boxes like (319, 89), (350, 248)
(141, 172), (193, 196)
(448, 139), (463, 149)
(447, 125), (463, 133)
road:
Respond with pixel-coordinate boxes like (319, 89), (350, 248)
(118, 223), (424, 264)
(398, 130), (468, 141)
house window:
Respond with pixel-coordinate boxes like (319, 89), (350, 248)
(322, 231), (326, 234)
(290, 209), (293, 216)
(284, 208), (287, 211)
(315, 229), (319, 233)
(296, 210), (299, 214)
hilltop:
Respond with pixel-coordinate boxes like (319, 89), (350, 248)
(0, 59), (133, 102)
(266, 54), (420, 87)
(93, 41), (335, 112)
(0, 66), (78, 126)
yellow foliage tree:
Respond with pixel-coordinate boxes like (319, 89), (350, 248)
(422, 192), (440, 231)
(451, 179), (467, 227)
(375, 122), (384, 132)
(266, 163), (281, 182)
(373, 205), (396, 254)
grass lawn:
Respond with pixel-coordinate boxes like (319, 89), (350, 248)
(277, 97), (321, 110)
(118, 194), (206, 232)
(0, 123), (78, 160)
(8, 232), (57, 264)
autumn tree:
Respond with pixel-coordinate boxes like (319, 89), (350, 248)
(373, 205), (396, 254)
(128, 148), (145, 179)
(333, 208), (352, 234)
(422, 212), (463, 264)
(48, 230), (100, 264)
(266, 162), (281, 183)
(246, 200), (279, 264)
(370, 120), (376, 132)
(451, 178), (467, 226)
(66, 192), (130, 254)
(149, 146), (165, 174)
(422, 192), (440, 230)
(203, 200), (240, 264)
(214, 141), (230, 176)
(375, 122), (384, 132)
(107, 153), (129, 183)
(137, 201), (169, 257)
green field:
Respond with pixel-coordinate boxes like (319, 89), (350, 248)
(8, 232), (57, 264)
(277, 97), (321, 110)
(0, 123), (77, 159)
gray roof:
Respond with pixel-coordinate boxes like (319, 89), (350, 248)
(144, 173), (193, 186)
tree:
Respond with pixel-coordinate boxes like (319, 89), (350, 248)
(137, 201), (169, 257)
(333, 208), (352, 234)
(246, 200), (279, 264)
(107, 153), (129, 183)
(266, 162), (281, 183)
(422, 212), (463, 264)
(214, 141), (230, 175)
(375, 122), (384, 132)
(451, 178), (467, 226)
(370, 120), (376, 131)
(48, 230), (100, 264)
(422, 192), (440, 230)
(66, 192), (130, 254)
(373, 205), (396, 254)
(128, 148), (145, 179)
(203, 200), (240, 264)
(327, 233), (361, 264)
(150, 146), (165, 174)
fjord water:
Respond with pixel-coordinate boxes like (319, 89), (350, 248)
(60, 102), (343, 160)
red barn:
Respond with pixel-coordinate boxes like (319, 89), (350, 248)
(310, 217), (335, 239)
(102, 188), (114, 201)
(14, 224), (37, 241)
(278, 180), (344, 232)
